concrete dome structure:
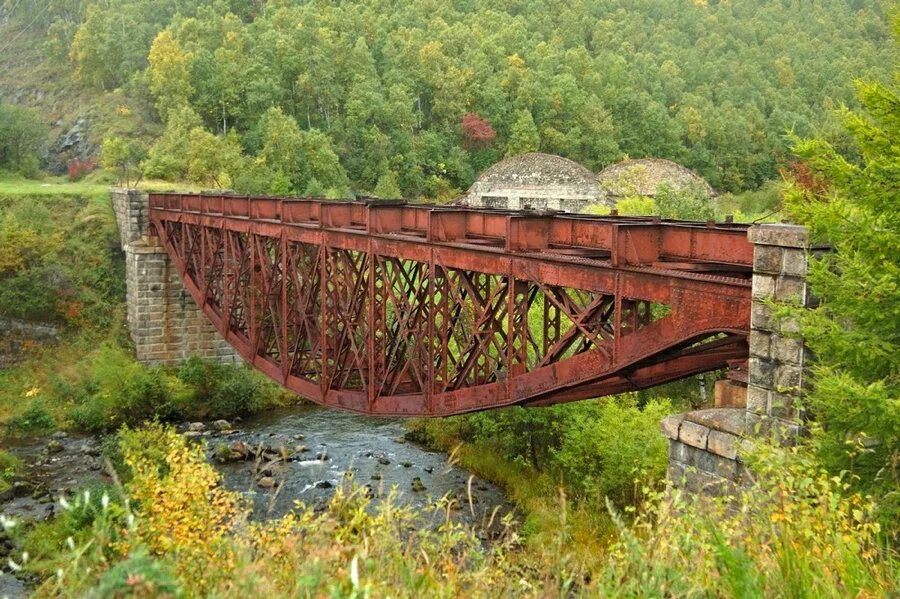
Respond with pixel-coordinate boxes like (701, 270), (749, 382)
(459, 152), (611, 212)
(597, 158), (715, 200)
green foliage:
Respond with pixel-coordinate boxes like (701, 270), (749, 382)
(60, 346), (288, 433)
(18, 0), (894, 196)
(784, 71), (900, 538)
(506, 109), (540, 157)
(654, 183), (715, 220)
(93, 548), (181, 597)
(552, 398), (671, 507)
(372, 170), (402, 198)
(101, 136), (146, 186)
(142, 105), (203, 180)
(18, 426), (896, 597)
(175, 356), (284, 419)
(412, 396), (672, 509)
(0, 449), (23, 494)
(0, 191), (123, 328)
(68, 345), (193, 432)
(611, 184), (715, 220)
(4, 401), (56, 436)
(0, 103), (47, 177)
(593, 444), (893, 597)
(185, 128), (241, 188)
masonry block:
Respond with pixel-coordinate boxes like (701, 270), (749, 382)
(748, 329), (771, 360)
(746, 385), (769, 415)
(713, 380), (746, 409)
(678, 420), (709, 449)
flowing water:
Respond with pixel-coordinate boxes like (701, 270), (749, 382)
(0, 406), (510, 598)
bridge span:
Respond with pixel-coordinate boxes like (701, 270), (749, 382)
(146, 193), (753, 416)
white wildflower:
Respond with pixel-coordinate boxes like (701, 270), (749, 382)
(66, 537), (75, 550)
(59, 496), (71, 511)
(350, 555), (359, 588)
(101, 493), (109, 511)
(7, 559), (20, 572)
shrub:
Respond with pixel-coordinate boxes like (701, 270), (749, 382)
(4, 401), (56, 436)
(69, 345), (193, 432)
(552, 398), (672, 508)
(66, 159), (96, 181)
(0, 450), (23, 494)
(92, 549), (181, 598)
(175, 356), (284, 418)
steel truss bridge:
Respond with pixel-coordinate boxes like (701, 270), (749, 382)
(149, 193), (752, 416)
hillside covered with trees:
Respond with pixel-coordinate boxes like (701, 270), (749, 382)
(1, 0), (895, 198)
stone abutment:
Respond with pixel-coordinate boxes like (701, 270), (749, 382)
(112, 188), (239, 366)
(661, 223), (813, 498)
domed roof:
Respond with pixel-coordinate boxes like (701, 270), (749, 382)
(474, 152), (599, 187)
(597, 158), (715, 198)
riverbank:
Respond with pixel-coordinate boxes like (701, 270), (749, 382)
(0, 406), (514, 596)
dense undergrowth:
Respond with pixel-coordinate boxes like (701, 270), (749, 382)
(2, 425), (892, 597)
(0, 184), (294, 436)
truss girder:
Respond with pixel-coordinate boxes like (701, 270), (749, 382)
(149, 194), (752, 416)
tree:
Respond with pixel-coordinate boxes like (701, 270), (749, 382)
(372, 171), (402, 199)
(143, 106), (202, 180)
(101, 137), (145, 186)
(148, 30), (194, 120)
(505, 109), (539, 156)
(0, 104), (47, 176)
(186, 128), (242, 188)
(784, 76), (899, 536)
(255, 107), (349, 196)
(460, 113), (496, 149)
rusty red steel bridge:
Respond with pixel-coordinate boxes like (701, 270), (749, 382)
(148, 193), (753, 417)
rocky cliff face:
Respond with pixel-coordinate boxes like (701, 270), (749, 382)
(45, 116), (97, 174)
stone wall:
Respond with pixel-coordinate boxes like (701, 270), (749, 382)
(462, 183), (603, 213)
(111, 189), (240, 366)
(111, 187), (150, 248)
(661, 224), (812, 498)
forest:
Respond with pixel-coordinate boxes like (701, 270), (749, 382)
(1, 0), (896, 198)
(0, 0), (897, 597)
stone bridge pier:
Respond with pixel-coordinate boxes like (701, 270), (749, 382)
(662, 224), (812, 497)
(112, 189), (240, 365)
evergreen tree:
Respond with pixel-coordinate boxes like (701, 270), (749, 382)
(784, 66), (900, 537)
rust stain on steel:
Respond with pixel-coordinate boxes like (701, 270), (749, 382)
(148, 193), (753, 417)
